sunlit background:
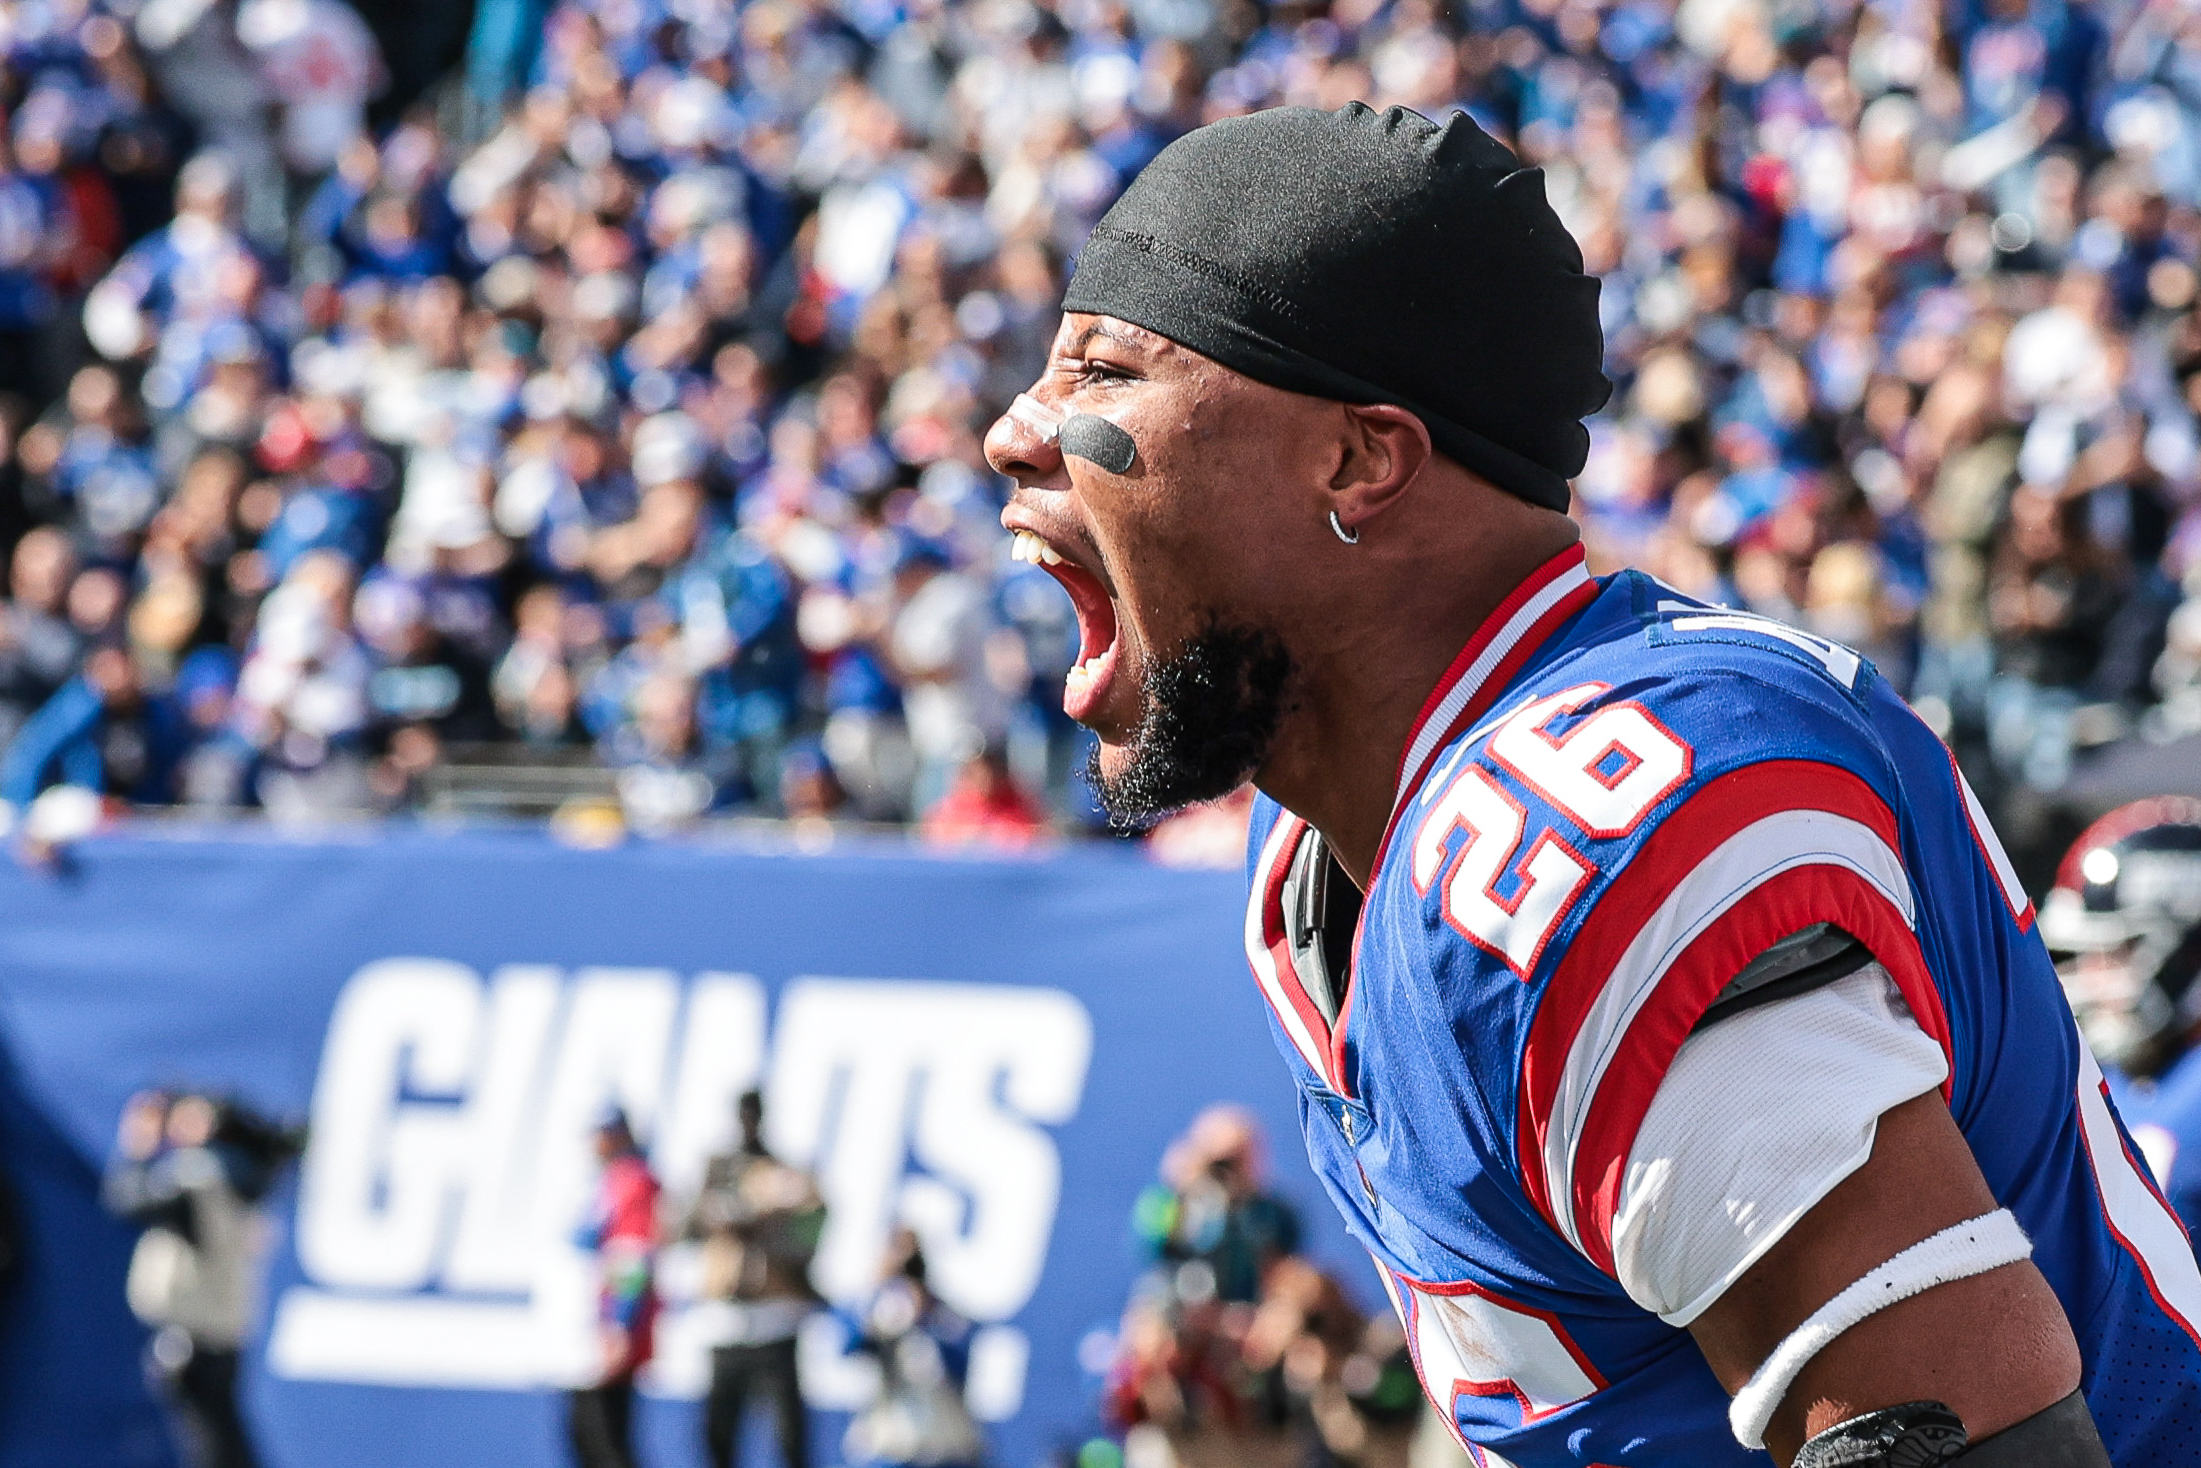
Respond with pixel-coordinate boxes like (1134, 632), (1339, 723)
(0, 0), (2196, 1462)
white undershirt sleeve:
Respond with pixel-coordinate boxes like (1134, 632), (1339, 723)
(1608, 962), (1951, 1327)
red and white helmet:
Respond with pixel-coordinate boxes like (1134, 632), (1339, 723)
(2040, 797), (2201, 1075)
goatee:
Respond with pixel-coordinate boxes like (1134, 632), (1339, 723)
(1084, 620), (1295, 828)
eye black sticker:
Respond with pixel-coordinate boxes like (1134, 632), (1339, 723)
(1059, 414), (1137, 475)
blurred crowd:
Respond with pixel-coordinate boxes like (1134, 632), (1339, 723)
(0, 0), (2195, 845)
(1091, 1106), (1427, 1468)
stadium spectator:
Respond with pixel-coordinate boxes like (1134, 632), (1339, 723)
(0, 643), (189, 810)
(231, 549), (374, 818)
(1104, 1111), (1421, 1468)
(1239, 1257), (1419, 1468)
(569, 1107), (661, 1468)
(681, 1088), (828, 1468)
(236, 0), (384, 180)
(0, 528), (86, 751)
(1103, 1109), (1302, 1463)
(1102, 1293), (1246, 1441)
(1988, 485), (2122, 787)
(920, 745), (1048, 847)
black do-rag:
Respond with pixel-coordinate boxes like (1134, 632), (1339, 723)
(1063, 103), (1610, 511)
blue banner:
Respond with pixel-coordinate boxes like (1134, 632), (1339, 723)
(0, 828), (1360, 1468)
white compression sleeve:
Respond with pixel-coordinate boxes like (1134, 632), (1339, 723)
(1727, 1208), (2034, 1450)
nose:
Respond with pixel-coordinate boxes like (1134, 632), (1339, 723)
(984, 395), (1065, 484)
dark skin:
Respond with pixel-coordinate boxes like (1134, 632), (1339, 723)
(985, 313), (2081, 1462)
(1698, 1092), (2079, 1461)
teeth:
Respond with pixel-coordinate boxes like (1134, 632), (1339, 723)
(1011, 529), (1064, 566)
(1065, 649), (1110, 701)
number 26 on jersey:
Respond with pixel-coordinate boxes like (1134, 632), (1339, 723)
(1411, 684), (1692, 979)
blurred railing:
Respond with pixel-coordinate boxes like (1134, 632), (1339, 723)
(415, 743), (624, 820)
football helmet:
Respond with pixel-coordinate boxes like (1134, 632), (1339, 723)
(2040, 797), (2201, 1076)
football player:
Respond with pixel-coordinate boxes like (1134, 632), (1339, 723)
(985, 104), (2201, 1466)
(2043, 798), (2201, 1236)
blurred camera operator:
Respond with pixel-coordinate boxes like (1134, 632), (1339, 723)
(680, 1088), (827, 1468)
(1133, 1106), (1300, 1308)
(838, 1228), (984, 1468)
(103, 1089), (298, 1468)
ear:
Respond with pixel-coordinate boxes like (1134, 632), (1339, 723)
(1329, 403), (1432, 537)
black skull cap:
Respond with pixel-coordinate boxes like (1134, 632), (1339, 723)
(1062, 103), (1611, 511)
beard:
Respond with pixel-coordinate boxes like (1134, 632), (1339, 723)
(1084, 619), (1296, 828)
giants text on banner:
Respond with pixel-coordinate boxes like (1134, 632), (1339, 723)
(0, 828), (1361, 1468)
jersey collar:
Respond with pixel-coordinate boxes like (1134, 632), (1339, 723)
(1378, 543), (1598, 871)
(1247, 542), (1597, 1097)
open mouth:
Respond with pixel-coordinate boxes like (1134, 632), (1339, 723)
(1011, 527), (1121, 723)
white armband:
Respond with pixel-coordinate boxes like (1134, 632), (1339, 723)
(1728, 1208), (2033, 1450)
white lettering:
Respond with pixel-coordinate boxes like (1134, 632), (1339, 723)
(275, 959), (1091, 1422)
(295, 959), (481, 1290)
(652, 974), (767, 1198)
(768, 979), (1093, 1320)
(442, 965), (560, 1294)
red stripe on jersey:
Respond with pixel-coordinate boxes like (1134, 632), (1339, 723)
(1347, 560), (1601, 1069)
(1391, 566), (1599, 819)
(1318, 546), (1596, 1099)
(1564, 862), (1942, 1274)
(1514, 760), (1951, 1246)
(1249, 815), (1336, 1082)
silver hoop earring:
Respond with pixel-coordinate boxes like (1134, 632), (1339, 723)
(1329, 510), (1359, 545)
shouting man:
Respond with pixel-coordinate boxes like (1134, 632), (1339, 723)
(985, 104), (2201, 1467)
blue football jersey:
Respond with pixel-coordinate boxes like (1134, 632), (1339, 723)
(2118, 1048), (2201, 1243)
(1243, 545), (2201, 1467)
